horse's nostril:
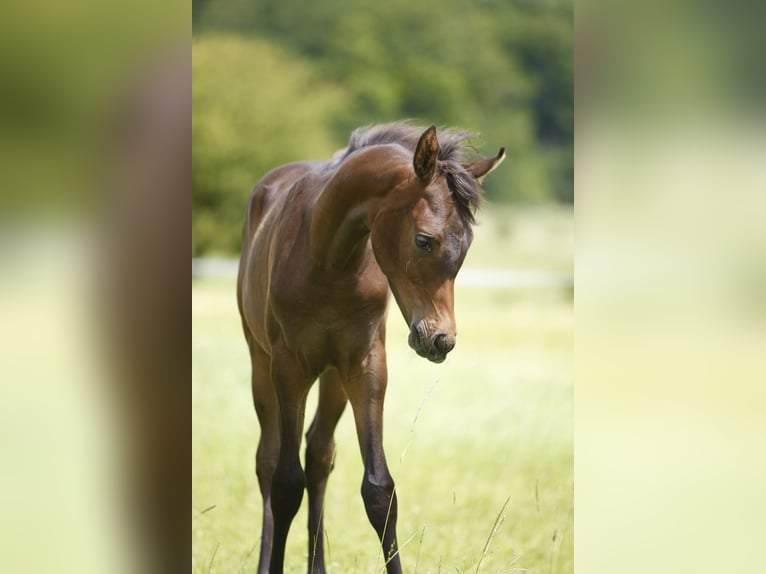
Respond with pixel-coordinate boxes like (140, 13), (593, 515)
(434, 333), (455, 354)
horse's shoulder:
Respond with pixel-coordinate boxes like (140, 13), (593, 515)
(244, 160), (327, 238)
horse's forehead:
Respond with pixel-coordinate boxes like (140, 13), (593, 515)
(411, 195), (464, 235)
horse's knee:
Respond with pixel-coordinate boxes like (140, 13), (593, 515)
(360, 473), (397, 535)
(255, 460), (275, 497)
(271, 462), (306, 519)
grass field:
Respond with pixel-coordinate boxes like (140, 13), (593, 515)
(192, 206), (573, 573)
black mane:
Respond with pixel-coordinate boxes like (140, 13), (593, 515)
(343, 121), (484, 224)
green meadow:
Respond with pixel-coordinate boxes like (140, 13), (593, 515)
(192, 206), (573, 573)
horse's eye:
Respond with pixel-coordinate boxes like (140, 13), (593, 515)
(414, 234), (433, 252)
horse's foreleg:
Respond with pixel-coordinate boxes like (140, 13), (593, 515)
(269, 347), (311, 574)
(249, 343), (280, 574)
(346, 343), (402, 574)
(305, 370), (348, 574)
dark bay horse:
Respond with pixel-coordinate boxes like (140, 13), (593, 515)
(236, 122), (504, 574)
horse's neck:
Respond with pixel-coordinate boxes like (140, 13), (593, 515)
(309, 146), (411, 271)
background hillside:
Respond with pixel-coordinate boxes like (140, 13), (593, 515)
(192, 0), (573, 255)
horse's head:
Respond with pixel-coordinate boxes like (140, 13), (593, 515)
(371, 125), (504, 363)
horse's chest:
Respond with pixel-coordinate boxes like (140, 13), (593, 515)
(270, 291), (386, 371)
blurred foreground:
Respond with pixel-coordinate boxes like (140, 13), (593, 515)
(577, 1), (766, 572)
(0, 2), (189, 570)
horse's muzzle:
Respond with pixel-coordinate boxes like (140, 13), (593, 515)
(409, 322), (456, 363)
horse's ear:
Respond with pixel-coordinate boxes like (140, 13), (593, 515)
(464, 147), (506, 182)
(413, 125), (439, 182)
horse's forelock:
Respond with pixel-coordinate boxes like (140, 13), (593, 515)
(441, 161), (482, 226)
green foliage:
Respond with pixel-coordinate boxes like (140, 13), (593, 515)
(192, 35), (349, 255)
(193, 0), (572, 254)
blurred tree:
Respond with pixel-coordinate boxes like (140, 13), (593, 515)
(192, 35), (349, 255)
(193, 0), (572, 253)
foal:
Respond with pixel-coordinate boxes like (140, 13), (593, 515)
(237, 122), (504, 573)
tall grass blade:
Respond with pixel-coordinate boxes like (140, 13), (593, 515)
(474, 496), (511, 574)
(400, 378), (440, 463)
(378, 529), (421, 573)
(206, 542), (220, 574)
(414, 525), (427, 573)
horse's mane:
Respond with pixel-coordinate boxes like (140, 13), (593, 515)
(342, 121), (483, 225)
